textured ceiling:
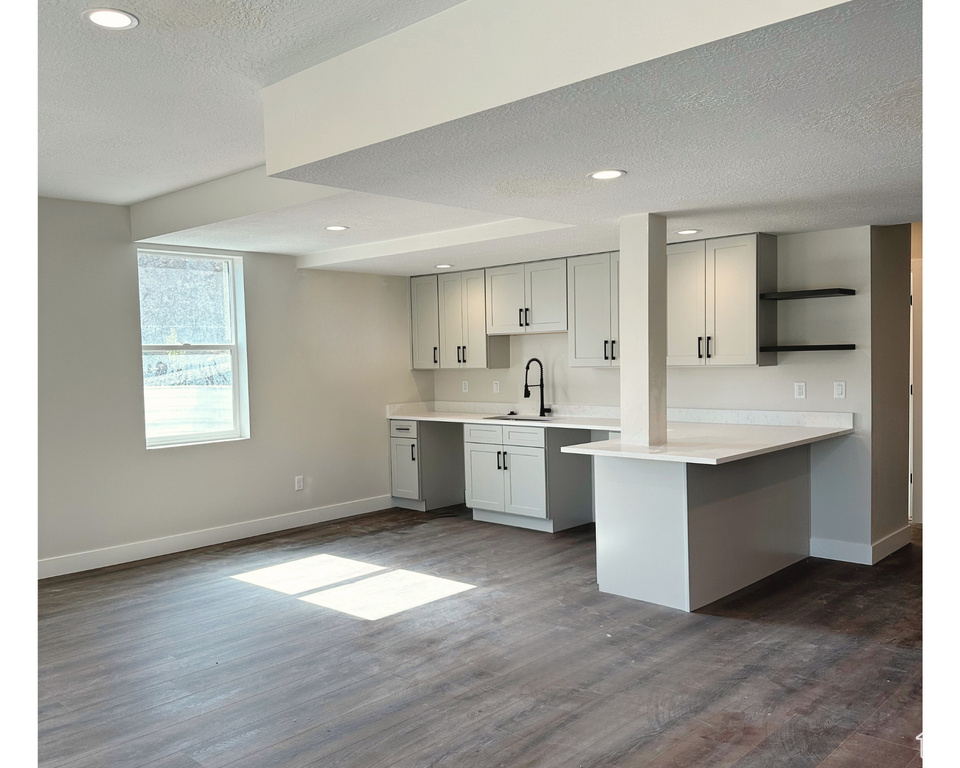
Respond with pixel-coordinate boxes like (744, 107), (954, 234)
(139, 190), (521, 255)
(38, 0), (468, 204)
(279, 0), (921, 244)
(39, 0), (922, 273)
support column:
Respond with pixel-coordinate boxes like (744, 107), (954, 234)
(619, 213), (667, 445)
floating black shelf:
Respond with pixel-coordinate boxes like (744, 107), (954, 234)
(760, 344), (856, 353)
(759, 288), (856, 301)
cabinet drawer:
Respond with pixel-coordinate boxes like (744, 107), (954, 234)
(463, 423), (503, 445)
(503, 425), (545, 448)
(390, 420), (419, 438)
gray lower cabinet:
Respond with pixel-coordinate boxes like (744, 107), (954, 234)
(389, 420), (465, 511)
(463, 424), (593, 532)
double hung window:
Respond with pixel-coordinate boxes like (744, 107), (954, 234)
(137, 250), (249, 448)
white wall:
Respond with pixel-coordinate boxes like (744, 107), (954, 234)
(38, 197), (434, 576)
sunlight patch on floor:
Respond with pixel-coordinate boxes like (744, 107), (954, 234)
(299, 569), (476, 620)
(231, 553), (385, 595)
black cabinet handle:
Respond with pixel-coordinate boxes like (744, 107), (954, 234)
(611, 340), (616, 360)
(519, 309), (523, 328)
(697, 337), (703, 359)
(525, 308), (530, 326)
(411, 444), (416, 461)
(395, 427), (410, 431)
(433, 346), (438, 364)
(502, 450), (508, 470)
(457, 345), (462, 363)
(462, 345), (466, 362)
(706, 336), (712, 358)
(497, 450), (502, 470)
(604, 340), (609, 360)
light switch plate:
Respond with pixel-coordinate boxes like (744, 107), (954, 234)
(493, 381), (500, 393)
(834, 381), (846, 399)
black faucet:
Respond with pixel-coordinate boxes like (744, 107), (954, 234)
(523, 357), (549, 417)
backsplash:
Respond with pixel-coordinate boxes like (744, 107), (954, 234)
(433, 332), (620, 406)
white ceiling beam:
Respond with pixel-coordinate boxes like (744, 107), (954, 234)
(296, 218), (571, 270)
(264, 0), (846, 177)
(131, 166), (344, 242)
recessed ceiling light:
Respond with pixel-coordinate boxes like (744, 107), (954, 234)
(325, 225), (348, 231)
(589, 169), (625, 180)
(436, 264), (453, 269)
(676, 229), (700, 235)
(84, 8), (139, 29)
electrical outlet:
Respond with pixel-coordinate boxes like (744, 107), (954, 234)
(834, 381), (846, 399)
(493, 381), (500, 394)
(461, 380), (469, 393)
(295, 476), (304, 491)
(794, 381), (806, 399)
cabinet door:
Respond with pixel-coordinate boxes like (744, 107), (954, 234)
(568, 253), (612, 367)
(391, 438), (420, 499)
(707, 235), (757, 366)
(410, 275), (440, 369)
(464, 442), (505, 512)
(461, 270), (488, 368)
(503, 446), (547, 518)
(485, 264), (526, 335)
(666, 241), (707, 367)
(525, 259), (568, 333)
(438, 272), (464, 368)
(610, 251), (620, 368)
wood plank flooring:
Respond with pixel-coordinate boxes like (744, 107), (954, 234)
(38, 508), (922, 768)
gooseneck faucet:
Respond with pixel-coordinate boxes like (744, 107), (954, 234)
(523, 357), (548, 417)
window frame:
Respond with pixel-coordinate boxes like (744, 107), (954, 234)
(137, 248), (250, 449)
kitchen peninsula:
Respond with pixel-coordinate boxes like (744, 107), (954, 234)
(389, 403), (853, 611)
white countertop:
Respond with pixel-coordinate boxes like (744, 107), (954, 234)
(390, 410), (621, 432)
(387, 403), (853, 465)
(560, 421), (853, 465)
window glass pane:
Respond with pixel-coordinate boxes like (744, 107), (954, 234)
(142, 350), (235, 441)
(138, 253), (233, 345)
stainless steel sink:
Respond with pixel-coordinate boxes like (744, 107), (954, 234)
(483, 415), (552, 421)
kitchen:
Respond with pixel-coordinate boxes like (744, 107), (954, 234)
(36, 0), (928, 764)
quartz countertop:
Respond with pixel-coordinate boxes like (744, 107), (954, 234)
(560, 421), (853, 465)
(389, 410), (621, 432)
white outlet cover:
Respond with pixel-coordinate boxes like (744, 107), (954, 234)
(493, 381), (500, 393)
(794, 381), (806, 399)
(461, 380), (468, 392)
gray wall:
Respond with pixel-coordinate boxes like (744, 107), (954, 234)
(38, 197), (434, 574)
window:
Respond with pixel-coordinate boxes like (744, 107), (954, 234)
(137, 250), (249, 448)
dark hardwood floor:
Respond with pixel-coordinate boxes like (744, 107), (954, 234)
(38, 508), (922, 768)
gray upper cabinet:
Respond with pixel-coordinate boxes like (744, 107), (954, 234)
(568, 251), (620, 367)
(410, 275), (440, 370)
(485, 259), (568, 335)
(666, 234), (777, 367)
(412, 271), (508, 370)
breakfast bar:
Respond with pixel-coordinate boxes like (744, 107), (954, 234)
(562, 416), (853, 611)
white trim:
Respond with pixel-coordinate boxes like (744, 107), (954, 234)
(871, 525), (913, 564)
(810, 536), (873, 565)
(809, 525), (913, 565)
(38, 495), (392, 579)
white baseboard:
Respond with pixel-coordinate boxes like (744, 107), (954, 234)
(871, 525), (913, 564)
(810, 537), (873, 565)
(38, 495), (392, 579)
(809, 524), (913, 566)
